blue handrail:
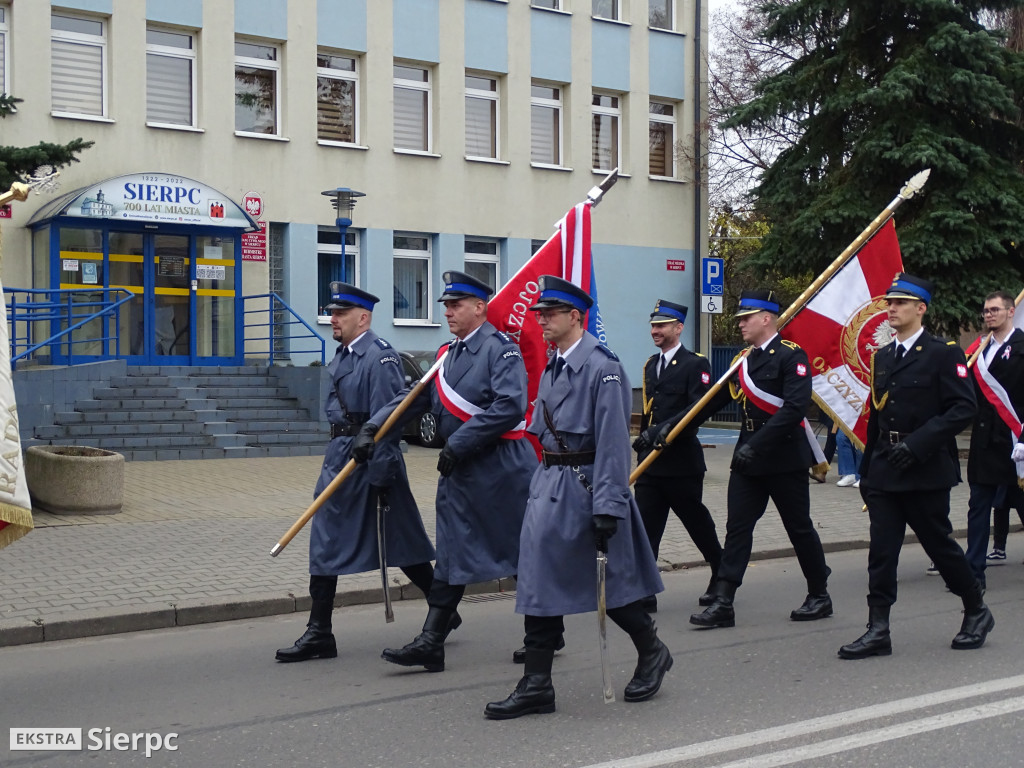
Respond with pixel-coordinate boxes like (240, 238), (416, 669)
(5, 287), (134, 370)
(242, 292), (326, 366)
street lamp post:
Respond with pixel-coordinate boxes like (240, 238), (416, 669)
(321, 187), (366, 310)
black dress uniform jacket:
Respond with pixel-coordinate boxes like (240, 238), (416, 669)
(861, 333), (976, 492)
(704, 335), (813, 475)
(638, 346), (711, 477)
(967, 328), (1024, 486)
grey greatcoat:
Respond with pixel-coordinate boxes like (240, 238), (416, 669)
(309, 330), (435, 575)
(515, 332), (664, 617)
(369, 321), (536, 585)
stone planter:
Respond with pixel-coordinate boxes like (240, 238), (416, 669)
(25, 446), (125, 515)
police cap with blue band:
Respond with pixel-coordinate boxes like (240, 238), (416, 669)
(650, 299), (688, 325)
(735, 289), (780, 317)
(528, 275), (594, 313)
(325, 281), (380, 311)
(438, 270), (494, 302)
(884, 272), (933, 304)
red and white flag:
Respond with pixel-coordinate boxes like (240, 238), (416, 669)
(783, 220), (904, 448)
(488, 202), (601, 450)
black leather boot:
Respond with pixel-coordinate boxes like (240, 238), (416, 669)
(485, 648), (556, 719)
(838, 605), (891, 659)
(381, 606), (450, 672)
(698, 573), (717, 607)
(791, 568), (833, 621)
(951, 585), (995, 650)
(512, 634), (564, 664)
(275, 598), (337, 662)
(624, 622), (673, 702)
(689, 580), (737, 628)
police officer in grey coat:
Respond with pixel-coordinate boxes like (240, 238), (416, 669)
(275, 283), (437, 663)
(353, 271), (537, 672)
(485, 276), (670, 720)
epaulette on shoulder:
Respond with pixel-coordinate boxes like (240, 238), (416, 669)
(780, 339), (801, 350)
(946, 339), (958, 346)
(375, 337), (392, 349)
(596, 344), (619, 361)
(695, 352), (707, 358)
(495, 330), (515, 345)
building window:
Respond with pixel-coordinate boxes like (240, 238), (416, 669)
(532, 1), (562, 9)
(0, 6), (8, 96)
(51, 14), (107, 117)
(592, 93), (621, 172)
(235, 40), (280, 135)
(465, 73), (499, 160)
(318, 228), (359, 315)
(465, 239), (499, 292)
(650, 0), (673, 30)
(317, 51), (358, 144)
(593, 0), (620, 20)
(649, 101), (676, 177)
(146, 28), (196, 127)
(394, 64), (431, 152)
(394, 235), (432, 321)
(531, 83), (562, 166)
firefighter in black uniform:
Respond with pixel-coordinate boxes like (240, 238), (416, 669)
(839, 273), (993, 659)
(633, 299), (722, 609)
(689, 289), (833, 629)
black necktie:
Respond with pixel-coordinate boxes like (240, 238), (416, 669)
(657, 355), (667, 379)
(553, 357), (566, 381)
(339, 346), (350, 362)
(450, 340), (463, 363)
(894, 344), (905, 361)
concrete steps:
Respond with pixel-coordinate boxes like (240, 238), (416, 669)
(28, 365), (328, 460)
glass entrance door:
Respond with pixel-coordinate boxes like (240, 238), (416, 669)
(153, 234), (191, 360)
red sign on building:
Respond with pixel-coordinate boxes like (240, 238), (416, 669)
(241, 221), (268, 262)
(0, 205), (12, 219)
(666, 259), (686, 271)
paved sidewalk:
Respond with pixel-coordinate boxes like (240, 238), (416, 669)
(0, 438), (978, 646)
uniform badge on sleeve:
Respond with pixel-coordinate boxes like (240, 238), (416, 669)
(956, 363), (968, 378)
(796, 363), (807, 377)
(701, 372), (710, 385)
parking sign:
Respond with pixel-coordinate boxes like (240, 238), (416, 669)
(702, 258), (724, 295)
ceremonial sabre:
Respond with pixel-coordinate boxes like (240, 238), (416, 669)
(376, 489), (394, 623)
(597, 549), (615, 704)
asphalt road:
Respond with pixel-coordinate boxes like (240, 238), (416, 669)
(3, 546), (1024, 768)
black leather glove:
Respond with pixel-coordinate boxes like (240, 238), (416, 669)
(652, 420), (674, 449)
(436, 444), (460, 477)
(592, 514), (618, 553)
(351, 423), (379, 464)
(632, 426), (655, 453)
(732, 443), (756, 472)
(889, 442), (916, 471)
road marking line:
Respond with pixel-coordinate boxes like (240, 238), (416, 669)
(580, 674), (1024, 768)
(705, 696), (1024, 768)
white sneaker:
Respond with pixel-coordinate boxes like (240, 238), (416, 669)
(836, 474), (857, 487)
(853, 479), (860, 488)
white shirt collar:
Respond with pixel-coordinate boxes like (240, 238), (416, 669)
(559, 336), (584, 361)
(759, 333), (778, 352)
(345, 330), (368, 354)
(660, 342), (681, 365)
(895, 327), (925, 353)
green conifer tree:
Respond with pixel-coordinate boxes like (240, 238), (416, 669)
(0, 94), (93, 192)
(726, 0), (1024, 334)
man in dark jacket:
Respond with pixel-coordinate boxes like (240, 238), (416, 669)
(839, 273), (991, 659)
(963, 291), (1024, 589)
(689, 289), (833, 629)
(633, 299), (722, 608)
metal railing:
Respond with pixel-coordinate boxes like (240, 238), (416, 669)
(6, 287), (134, 370)
(242, 292), (326, 366)
(710, 345), (742, 422)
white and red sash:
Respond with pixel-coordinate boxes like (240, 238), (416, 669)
(434, 344), (526, 439)
(973, 343), (1024, 479)
(738, 356), (828, 466)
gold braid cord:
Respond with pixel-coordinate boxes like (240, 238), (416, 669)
(870, 350), (888, 411)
